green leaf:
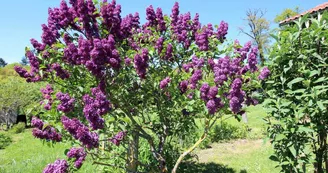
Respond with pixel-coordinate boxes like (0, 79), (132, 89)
(289, 145), (297, 158)
(314, 77), (327, 83)
(298, 126), (314, 133)
(269, 155), (279, 162)
(275, 134), (286, 141)
(287, 78), (304, 88)
(317, 101), (325, 111)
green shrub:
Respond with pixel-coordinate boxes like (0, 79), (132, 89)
(0, 133), (12, 149)
(10, 122), (26, 134)
(209, 122), (247, 143)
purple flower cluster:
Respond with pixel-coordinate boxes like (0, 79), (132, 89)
(189, 69), (202, 89)
(43, 159), (68, 173)
(56, 92), (75, 113)
(195, 26), (209, 51)
(31, 117), (62, 142)
(247, 47), (258, 72)
(31, 116), (44, 130)
(212, 56), (231, 85)
(61, 116), (99, 149)
(100, 0), (122, 38)
(40, 84), (54, 110)
(155, 37), (164, 55)
(160, 77), (171, 89)
(206, 98), (223, 115)
(14, 51), (42, 83)
(179, 80), (189, 94)
(83, 87), (111, 130)
(228, 78), (245, 114)
(199, 83), (223, 114)
(258, 66), (270, 80)
(67, 147), (87, 169)
(110, 131), (127, 146)
(134, 48), (149, 79)
(52, 63), (70, 79)
(217, 21), (228, 42)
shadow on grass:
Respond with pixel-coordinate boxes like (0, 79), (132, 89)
(178, 161), (247, 173)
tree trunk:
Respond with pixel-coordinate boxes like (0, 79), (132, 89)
(126, 131), (139, 173)
(172, 133), (207, 173)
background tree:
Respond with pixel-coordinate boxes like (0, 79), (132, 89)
(239, 9), (270, 66)
(0, 58), (7, 67)
(274, 7), (301, 23)
(20, 56), (29, 66)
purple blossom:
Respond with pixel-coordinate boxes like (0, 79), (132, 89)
(258, 66), (270, 80)
(182, 63), (194, 73)
(110, 131), (127, 146)
(56, 92), (75, 113)
(61, 116), (99, 149)
(192, 55), (205, 68)
(170, 2), (179, 29)
(43, 159), (68, 173)
(200, 83), (210, 101)
(164, 44), (173, 60)
(41, 84), (54, 110)
(195, 27), (209, 51)
(217, 21), (228, 42)
(179, 80), (189, 94)
(52, 63), (70, 79)
(160, 77), (171, 89)
(156, 8), (166, 32)
(83, 87), (111, 130)
(206, 98), (223, 114)
(247, 47), (258, 72)
(134, 48), (149, 79)
(30, 39), (45, 51)
(189, 69), (202, 89)
(124, 57), (132, 66)
(67, 147), (87, 169)
(155, 37), (164, 55)
(228, 78), (245, 114)
(32, 123), (62, 142)
(146, 5), (156, 27)
(31, 116), (44, 130)
(208, 86), (218, 99)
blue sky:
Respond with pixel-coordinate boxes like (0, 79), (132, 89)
(0, 0), (326, 63)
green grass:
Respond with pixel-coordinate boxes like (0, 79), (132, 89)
(0, 129), (95, 173)
(195, 139), (279, 173)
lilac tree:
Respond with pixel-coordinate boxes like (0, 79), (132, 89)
(15, 0), (267, 172)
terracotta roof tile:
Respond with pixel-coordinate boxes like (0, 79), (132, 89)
(280, 2), (328, 25)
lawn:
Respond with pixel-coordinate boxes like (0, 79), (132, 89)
(0, 130), (96, 173)
(0, 105), (279, 173)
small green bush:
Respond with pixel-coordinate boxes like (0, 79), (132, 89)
(11, 122), (26, 134)
(209, 122), (247, 143)
(0, 133), (12, 149)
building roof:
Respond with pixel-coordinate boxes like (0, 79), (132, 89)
(279, 2), (328, 25)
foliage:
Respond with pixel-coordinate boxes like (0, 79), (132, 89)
(274, 7), (301, 23)
(20, 56), (29, 66)
(10, 122), (26, 134)
(0, 67), (44, 129)
(0, 133), (12, 149)
(15, 1), (266, 172)
(239, 9), (271, 65)
(265, 14), (328, 172)
(0, 58), (7, 67)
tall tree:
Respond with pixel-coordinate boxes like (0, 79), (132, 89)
(20, 56), (29, 66)
(0, 58), (7, 67)
(239, 9), (270, 66)
(274, 7), (301, 23)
